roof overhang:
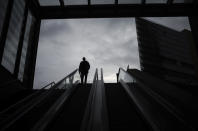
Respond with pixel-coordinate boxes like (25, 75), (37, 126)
(39, 4), (198, 19)
(28, 0), (198, 19)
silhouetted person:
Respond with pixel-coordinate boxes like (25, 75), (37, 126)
(79, 57), (90, 85)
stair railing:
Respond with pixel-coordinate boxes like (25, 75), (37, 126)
(40, 81), (55, 89)
(0, 81), (55, 115)
(100, 68), (109, 131)
(81, 68), (109, 131)
(0, 80), (55, 115)
(81, 68), (98, 131)
(118, 68), (196, 131)
(0, 69), (79, 131)
(31, 69), (81, 131)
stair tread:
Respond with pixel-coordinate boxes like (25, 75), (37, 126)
(105, 83), (151, 131)
(47, 84), (91, 131)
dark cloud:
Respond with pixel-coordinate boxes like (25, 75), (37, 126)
(40, 20), (72, 39)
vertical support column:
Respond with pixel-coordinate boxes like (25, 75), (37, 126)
(23, 18), (41, 89)
(14, 5), (28, 78)
(188, 16), (198, 79)
(0, 0), (14, 62)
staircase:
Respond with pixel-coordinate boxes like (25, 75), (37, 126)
(5, 89), (64, 130)
(47, 84), (91, 131)
(0, 68), (196, 131)
(0, 89), (34, 112)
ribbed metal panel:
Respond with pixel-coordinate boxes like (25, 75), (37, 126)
(1, 0), (25, 73)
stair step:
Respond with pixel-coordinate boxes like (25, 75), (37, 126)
(5, 89), (64, 130)
(105, 83), (151, 131)
(46, 84), (91, 131)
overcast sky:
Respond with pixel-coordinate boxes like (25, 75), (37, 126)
(33, 17), (190, 89)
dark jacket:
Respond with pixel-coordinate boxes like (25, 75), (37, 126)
(79, 60), (90, 74)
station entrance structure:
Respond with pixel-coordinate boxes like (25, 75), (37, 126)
(0, 1), (198, 131)
(0, 0), (198, 89)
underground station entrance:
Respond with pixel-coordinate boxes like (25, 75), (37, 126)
(0, 0), (198, 131)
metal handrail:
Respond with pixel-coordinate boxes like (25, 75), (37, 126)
(81, 68), (98, 131)
(40, 81), (55, 89)
(101, 68), (104, 82)
(52, 69), (78, 89)
(0, 86), (56, 130)
(0, 69), (79, 131)
(0, 81), (55, 115)
(81, 68), (109, 131)
(118, 68), (159, 131)
(100, 68), (109, 131)
(31, 69), (80, 131)
(119, 68), (188, 117)
(118, 68), (196, 131)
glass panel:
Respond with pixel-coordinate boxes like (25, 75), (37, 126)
(146, 0), (167, 3)
(119, 0), (141, 4)
(39, 0), (60, 6)
(55, 70), (80, 89)
(18, 11), (35, 81)
(64, 0), (87, 5)
(1, 0), (25, 73)
(0, 0), (8, 38)
(57, 78), (67, 89)
(73, 71), (81, 83)
(92, 0), (115, 4)
(118, 69), (135, 84)
(173, 0), (193, 3)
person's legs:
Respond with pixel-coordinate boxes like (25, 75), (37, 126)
(84, 73), (88, 85)
(80, 74), (84, 84)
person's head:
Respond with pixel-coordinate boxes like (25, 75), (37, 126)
(82, 57), (86, 61)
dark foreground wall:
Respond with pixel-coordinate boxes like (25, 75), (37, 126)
(0, 65), (29, 110)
